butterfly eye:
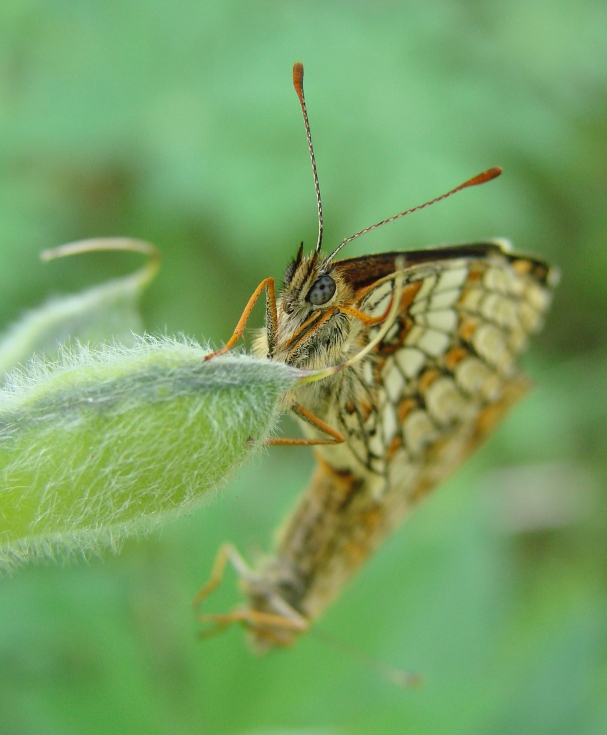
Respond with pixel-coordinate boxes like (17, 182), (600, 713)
(307, 275), (336, 306)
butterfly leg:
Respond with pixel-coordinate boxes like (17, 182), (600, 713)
(194, 542), (308, 642)
(203, 277), (277, 361)
(338, 305), (387, 326)
(193, 542), (250, 608)
(265, 401), (345, 447)
(198, 608), (308, 641)
(339, 278), (419, 328)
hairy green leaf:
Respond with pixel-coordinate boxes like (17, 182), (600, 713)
(0, 336), (300, 571)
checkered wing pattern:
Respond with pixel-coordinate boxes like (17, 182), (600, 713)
(332, 240), (558, 493)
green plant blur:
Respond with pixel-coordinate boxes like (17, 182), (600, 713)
(0, 2), (605, 734)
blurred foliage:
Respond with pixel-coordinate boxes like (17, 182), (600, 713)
(0, 1), (606, 734)
(0, 238), (157, 372)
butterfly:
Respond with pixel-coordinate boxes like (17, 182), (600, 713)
(194, 63), (559, 650)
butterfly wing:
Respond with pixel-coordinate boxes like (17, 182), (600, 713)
(329, 240), (558, 500)
(254, 240), (558, 627)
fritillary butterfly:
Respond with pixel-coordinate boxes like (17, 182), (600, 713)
(195, 63), (559, 651)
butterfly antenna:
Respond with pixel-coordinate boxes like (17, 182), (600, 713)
(325, 166), (503, 264)
(311, 626), (423, 689)
(293, 62), (324, 254)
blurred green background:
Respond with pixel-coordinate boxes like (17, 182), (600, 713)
(1, 2), (606, 733)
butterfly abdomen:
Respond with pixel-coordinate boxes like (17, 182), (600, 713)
(241, 456), (395, 649)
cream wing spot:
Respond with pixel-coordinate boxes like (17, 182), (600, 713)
(381, 402), (399, 444)
(502, 266), (525, 297)
(403, 410), (438, 455)
(363, 410), (378, 435)
(369, 297), (391, 319)
(368, 429), (384, 457)
(404, 324), (424, 347)
(362, 359), (375, 386)
(380, 354), (394, 378)
(339, 430), (368, 465)
(374, 383), (388, 409)
(418, 309), (457, 332)
(445, 257), (469, 268)
(369, 456), (386, 475)
(425, 376), (469, 426)
(455, 356), (494, 395)
(472, 323), (509, 368)
(493, 237), (513, 252)
(495, 297), (519, 329)
(483, 266), (510, 293)
(384, 361), (405, 402)
(480, 293), (518, 328)
(413, 273), (437, 302)
(508, 327), (529, 353)
(518, 301), (542, 332)
(526, 282), (552, 313)
(458, 287), (484, 313)
(395, 347), (426, 378)
(417, 328), (451, 358)
(481, 373), (503, 402)
(409, 299), (426, 316)
(429, 289), (462, 310)
(479, 292), (500, 321)
(410, 285), (461, 316)
(360, 279), (397, 319)
(435, 267), (468, 292)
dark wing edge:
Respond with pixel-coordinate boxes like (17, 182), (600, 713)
(332, 239), (559, 293)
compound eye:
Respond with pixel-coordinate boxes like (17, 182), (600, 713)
(307, 275), (336, 306)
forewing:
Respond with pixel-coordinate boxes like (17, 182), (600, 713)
(332, 240), (559, 495)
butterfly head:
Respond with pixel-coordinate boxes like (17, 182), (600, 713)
(259, 244), (357, 367)
(253, 63), (503, 369)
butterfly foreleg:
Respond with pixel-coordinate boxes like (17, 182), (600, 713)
(338, 304), (386, 326)
(338, 281), (407, 328)
(265, 401), (345, 447)
(204, 277), (277, 360)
